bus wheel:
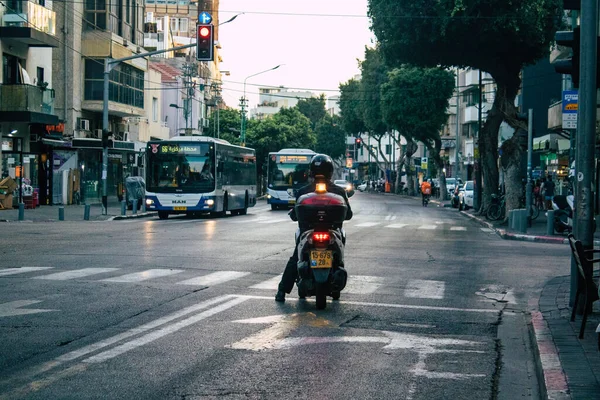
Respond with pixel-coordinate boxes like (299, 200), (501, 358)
(239, 193), (248, 215)
(158, 211), (168, 220)
(271, 204), (278, 211)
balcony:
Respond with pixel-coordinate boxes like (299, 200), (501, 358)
(0, 84), (59, 124)
(0, 0), (58, 47)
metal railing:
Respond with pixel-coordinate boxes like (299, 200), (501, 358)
(0, 84), (55, 115)
(2, 0), (56, 35)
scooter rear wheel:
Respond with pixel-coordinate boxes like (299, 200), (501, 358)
(315, 283), (327, 310)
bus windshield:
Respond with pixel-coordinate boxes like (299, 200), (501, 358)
(268, 159), (311, 190)
(147, 143), (215, 193)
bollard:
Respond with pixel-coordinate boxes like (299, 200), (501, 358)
(121, 200), (127, 216)
(518, 209), (528, 233)
(508, 210), (515, 231)
(84, 204), (90, 221)
(547, 210), (555, 235)
(18, 203), (24, 221)
(141, 200), (146, 213)
(58, 206), (65, 221)
(132, 199), (138, 214)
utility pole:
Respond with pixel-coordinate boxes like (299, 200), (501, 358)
(474, 70), (483, 211)
(239, 96), (247, 145)
(182, 63), (197, 132)
(455, 70), (460, 179)
(526, 109), (533, 225)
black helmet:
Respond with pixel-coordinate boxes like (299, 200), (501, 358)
(309, 154), (334, 180)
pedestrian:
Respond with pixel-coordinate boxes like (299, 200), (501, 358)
(543, 175), (556, 211)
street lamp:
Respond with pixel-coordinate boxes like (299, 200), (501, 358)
(240, 64), (283, 146)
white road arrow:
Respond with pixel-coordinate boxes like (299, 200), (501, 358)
(0, 300), (57, 317)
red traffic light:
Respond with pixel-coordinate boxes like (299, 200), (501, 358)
(199, 26), (210, 38)
(355, 138), (362, 143)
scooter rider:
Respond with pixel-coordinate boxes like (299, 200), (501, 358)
(275, 154), (353, 302)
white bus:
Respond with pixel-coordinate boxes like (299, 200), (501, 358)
(266, 148), (316, 210)
(145, 136), (257, 219)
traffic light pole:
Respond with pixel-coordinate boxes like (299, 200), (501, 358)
(573, 0), (597, 303)
(101, 43), (196, 214)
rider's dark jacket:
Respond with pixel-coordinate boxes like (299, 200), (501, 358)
(289, 181), (353, 232)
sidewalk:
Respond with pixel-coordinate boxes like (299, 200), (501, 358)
(0, 200), (155, 222)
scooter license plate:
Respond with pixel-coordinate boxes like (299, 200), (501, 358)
(310, 250), (332, 269)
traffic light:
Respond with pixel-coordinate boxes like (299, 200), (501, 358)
(355, 137), (362, 149)
(101, 130), (113, 148)
(553, 27), (580, 88)
(196, 24), (214, 61)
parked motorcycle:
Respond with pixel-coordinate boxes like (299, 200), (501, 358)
(291, 182), (352, 310)
(552, 195), (574, 233)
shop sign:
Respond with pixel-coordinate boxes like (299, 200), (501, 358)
(108, 153), (123, 160)
(1, 140), (12, 151)
(45, 123), (65, 133)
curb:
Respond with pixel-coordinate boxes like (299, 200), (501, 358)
(529, 302), (571, 400)
(110, 212), (157, 221)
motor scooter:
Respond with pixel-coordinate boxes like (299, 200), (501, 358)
(552, 195), (574, 233)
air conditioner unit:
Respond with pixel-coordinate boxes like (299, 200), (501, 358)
(79, 119), (90, 131)
(74, 130), (86, 139)
(94, 129), (103, 139)
(122, 132), (130, 141)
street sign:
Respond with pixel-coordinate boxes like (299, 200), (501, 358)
(199, 11), (212, 24)
(421, 157), (428, 171)
(562, 90), (578, 129)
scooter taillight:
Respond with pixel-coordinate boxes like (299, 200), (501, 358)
(313, 232), (330, 242)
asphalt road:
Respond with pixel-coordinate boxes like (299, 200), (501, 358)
(0, 193), (569, 399)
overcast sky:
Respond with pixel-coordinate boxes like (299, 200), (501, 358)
(216, 0), (376, 109)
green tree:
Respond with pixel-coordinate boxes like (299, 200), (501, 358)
(381, 66), (456, 198)
(339, 79), (366, 136)
(296, 95), (327, 129)
(208, 108), (241, 144)
(368, 0), (562, 211)
(315, 114), (347, 171)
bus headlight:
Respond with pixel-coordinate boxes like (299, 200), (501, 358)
(145, 199), (154, 206)
(267, 194), (272, 199)
(206, 199), (215, 206)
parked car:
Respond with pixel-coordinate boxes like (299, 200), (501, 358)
(445, 178), (463, 196)
(451, 184), (464, 208)
(334, 180), (355, 197)
(458, 181), (474, 210)
(357, 181), (367, 192)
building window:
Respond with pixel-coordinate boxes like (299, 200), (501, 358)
(385, 144), (391, 155)
(152, 97), (158, 122)
(170, 17), (188, 34)
(84, 59), (144, 108)
(85, 0), (107, 30)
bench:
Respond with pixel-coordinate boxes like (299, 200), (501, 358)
(567, 234), (600, 342)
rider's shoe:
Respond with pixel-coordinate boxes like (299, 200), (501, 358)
(275, 290), (286, 302)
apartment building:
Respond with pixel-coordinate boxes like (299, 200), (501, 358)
(250, 87), (316, 119)
(0, 0), (60, 206)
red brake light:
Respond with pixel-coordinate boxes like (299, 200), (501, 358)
(313, 232), (330, 242)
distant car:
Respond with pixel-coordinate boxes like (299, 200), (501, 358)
(334, 179), (355, 196)
(357, 181), (367, 192)
(458, 181), (474, 210)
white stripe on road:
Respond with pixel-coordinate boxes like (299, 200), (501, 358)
(101, 269), (183, 283)
(344, 275), (386, 294)
(385, 224), (408, 229)
(355, 222), (379, 227)
(177, 271), (250, 286)
(0, 267), (53, 276)
(480, 228), (494, 233)
(34, 268), (119, 281)
(450, 227), (467, 231)
(83, 297), (248, 363)
(56, 295), (234, 363)
(250, 275), (283, 290)
(418, 225), (437, 230)
(258, 218), (289, 224)
(405, 279), (446, 299)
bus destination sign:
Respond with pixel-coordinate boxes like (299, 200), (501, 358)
(277, 155), (311, 163)
(156, 144), (203, 155)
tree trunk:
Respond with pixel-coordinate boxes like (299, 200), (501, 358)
(479, 71), (521, 212)
(500, 135), (524, 220)
(395, 145), (406, 194)
(429, 138), (448, 201)
(405, 140), (418, 196)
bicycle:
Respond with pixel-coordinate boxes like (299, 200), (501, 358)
(487, 194), (540, 221)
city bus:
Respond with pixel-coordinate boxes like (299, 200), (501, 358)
(266, 148), (316, 210)
(145, 136), (257, 219)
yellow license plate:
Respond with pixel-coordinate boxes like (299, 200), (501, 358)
(173, 206), (187, 211)
(310, 250), (333, 269)
(288, 199), (296, 204)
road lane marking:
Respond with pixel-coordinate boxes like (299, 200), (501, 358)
(385, 224), (408, 229)
(344, 275), (385, 294)
(56, 296), (234, 363)
(404, 279), (446, 299)
(101, 268), (183, 282)
(250, 274), (282, 290)
(418, 225), (437, 230)
(176, 271), (250, 286)
(258, 218), (289, 224)
(235, 295), (499, 313)
(355, 222), (379, 227)
(0, 300), (57, 317)
(34, 268), (119, 281)
(0, 267), (53, 276)
(450, 226), (467, 231)
(83, 297), (248, 363)
(480, 228), (494, 233)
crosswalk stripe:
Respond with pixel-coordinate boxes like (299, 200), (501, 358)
(250, 275), (282, 290)
(418, 225), (437, 230)
(404, 279), (446, 299)
(177, 271), (250, 286)
(355, 222), (379, 227)
(101, 269), (183, 283)
(0, 267), (53, 276)
(480, 228), (494, 233)
(35, 268), (119, 280)
(385, 224), (408, 229)
(344, 275), (385, 294)
(450, 227), (467, 231)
